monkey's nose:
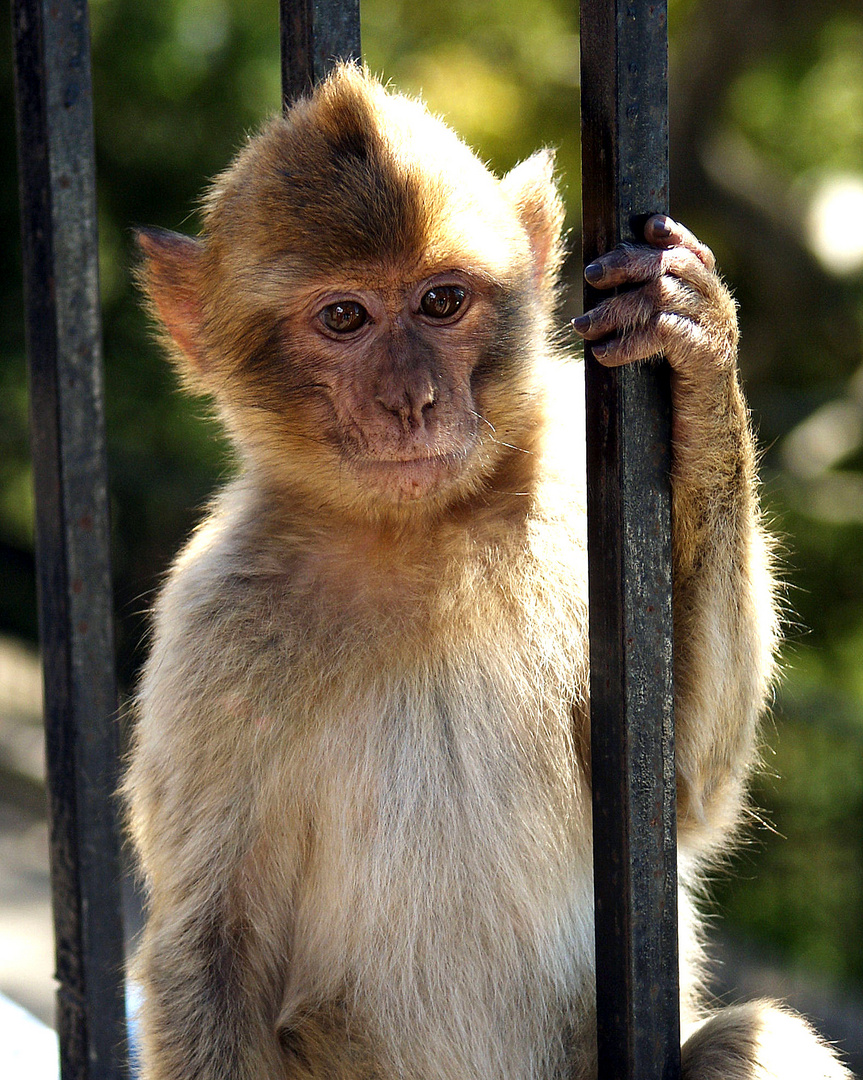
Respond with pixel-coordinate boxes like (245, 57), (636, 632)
(375, 383), (436, 432)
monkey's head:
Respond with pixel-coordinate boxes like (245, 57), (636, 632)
(137, 64), (566, 522)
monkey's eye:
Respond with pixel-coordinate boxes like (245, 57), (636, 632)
(320, 301), (369, 334)
(420, 286), (466, 320)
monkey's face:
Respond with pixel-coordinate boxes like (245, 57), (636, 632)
(291, 270), (488, 503)
(137, 65), (564, 522)
(232, 258), (542, 516)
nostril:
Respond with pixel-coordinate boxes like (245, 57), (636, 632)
(375, 386), (435, 429)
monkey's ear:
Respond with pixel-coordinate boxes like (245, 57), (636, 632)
(501, 150), (566, 290)
(135, 227), (208, 375)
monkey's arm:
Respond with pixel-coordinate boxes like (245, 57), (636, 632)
(127, 716), (293, 1080)
(125, 558), (306, 1080)
(571, 217), (778, 850)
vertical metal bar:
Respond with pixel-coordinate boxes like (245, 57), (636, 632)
(280, 0), (361, 107)
(580, 3), (681, 1080)
(11, 1), (126, 1078)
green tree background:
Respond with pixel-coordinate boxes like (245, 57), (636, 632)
(3, 0), (863, 999)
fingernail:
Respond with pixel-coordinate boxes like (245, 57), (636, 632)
(592, 341), (608, 358)
(584, 262), (603, 285)
(571, 314), (591, 333)
(653, 216), (672, 238)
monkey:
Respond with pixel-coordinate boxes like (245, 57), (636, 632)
(125, 64), (851, 1080)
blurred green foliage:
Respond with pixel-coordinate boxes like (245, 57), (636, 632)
(3, 0), (863, 993)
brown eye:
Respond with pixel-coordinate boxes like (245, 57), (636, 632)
(420, 286), (466, 320)
(320, 301), (368, 334)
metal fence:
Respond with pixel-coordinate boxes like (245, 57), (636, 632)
(11, 2), (679, 1078)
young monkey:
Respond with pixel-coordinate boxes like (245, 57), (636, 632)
(127, 64), (850, 1080)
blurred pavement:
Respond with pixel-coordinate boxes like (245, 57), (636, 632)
(0, 636), (54, 1027)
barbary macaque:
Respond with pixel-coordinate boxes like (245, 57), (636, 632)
(126, 64), (850, 1080)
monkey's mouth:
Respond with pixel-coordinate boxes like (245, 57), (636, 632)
(351, 450), (470, 500)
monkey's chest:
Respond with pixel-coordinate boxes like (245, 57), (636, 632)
(271, 656), (594, 1073)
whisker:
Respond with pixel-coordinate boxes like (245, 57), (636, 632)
(471, 410), (532, 455)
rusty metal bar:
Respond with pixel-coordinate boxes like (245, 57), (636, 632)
(11, 1), (126, 1077)
(580, 2), (681, 1079)
(280, 0), (361, 106)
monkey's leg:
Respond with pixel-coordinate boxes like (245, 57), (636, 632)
(573, 215), (777, 850)
(681, 1000), (852, 1080)
(135, 895), (288, 1080)
(135, 861), (381, 1080)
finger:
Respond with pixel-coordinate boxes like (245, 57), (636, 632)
(589, 333), (662, 368)
(583, 244), (655, 289)
(573, 277), (701, 340)
(589, 312), (711, 370)
(584, 243), (713, 292)
(643, 215), (715, 271)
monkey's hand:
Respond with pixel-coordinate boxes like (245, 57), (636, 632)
(571, 214), (746, 484)
(571, 214), (749, 503)
(573, 216), (777, 850)
(570, 214), (737, 383)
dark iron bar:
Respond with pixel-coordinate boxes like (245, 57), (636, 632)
(580, 2), (681, 1079)
(11, 1), (126, 1078)
(280, 0), (361, 107)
